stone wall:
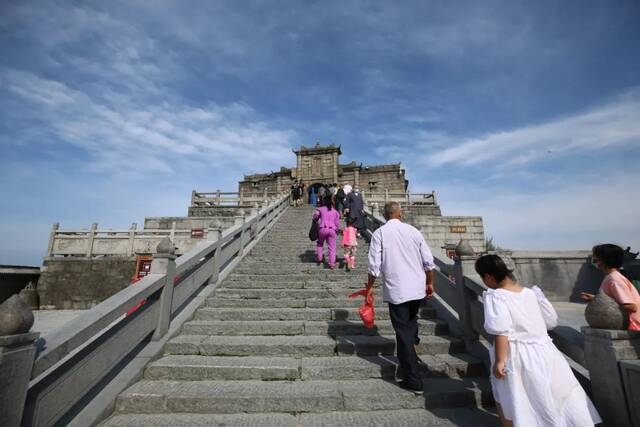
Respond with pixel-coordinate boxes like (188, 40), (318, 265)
(360, 165), (406, 193)
(38, 257), (136, 309)
(500, 251), (603, 301)
(186, 206), (254, 219)
(414, 216), (486, 254)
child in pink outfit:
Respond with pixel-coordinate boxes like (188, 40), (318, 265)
(342, 217), (358, 269)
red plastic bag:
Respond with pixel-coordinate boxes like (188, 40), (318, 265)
(348, 288), (375, 329)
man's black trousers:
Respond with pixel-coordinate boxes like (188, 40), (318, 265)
(388, 299), (423, 388)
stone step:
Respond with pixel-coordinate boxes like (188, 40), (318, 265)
(219, 280), (368, 290)
(194, 307), (437, 322)
(181, 319), (447, 337)
(145, 354), (483, 382)
(223, 273), (368, 282)
(336, 335), (465, 356)
(165, 334), (463, 357)
(102, 408), (499, 427)
(165, 335), (336, 357)
(206, 297), (391, 309)
(115, 378), (492, 415)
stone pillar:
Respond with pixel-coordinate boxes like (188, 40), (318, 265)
(332, 152), (338, 183)
(583, 327), (640, 427)
(46, 222), (59, 257)
(0, 294), (38, 427)
(453, 239), (479, 341)
(354, 169), (360, 188)
(207, 227), (222, 286)
(0, 332), (40, 427)
(235, 215), (246, 257)
(127, 223), (137, 256)
(151, 238), (177, 341)
(85, 222), (98, 258)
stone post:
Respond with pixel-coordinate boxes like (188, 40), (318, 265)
(151, 238), (177, 341)
(85, 222), (98, 258)
(582, 327), (640, 427)
(0, 332), (40, 427)
(207, 226), (222, 286)
(453, 239), (479, 341)
(0, 294), (39, 427)
(216, 189), (221, 205)
(235, 215), (246, 257)
(384, 189), (389, 204)
(432, 190), (438, 206)
(191, 189), (197, 206)
(127, 223), (137, 256)
(46, 222), (59, 257)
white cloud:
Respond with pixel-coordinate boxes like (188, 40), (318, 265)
(2, 69), (297, 176)
(420, 89), (640, 167)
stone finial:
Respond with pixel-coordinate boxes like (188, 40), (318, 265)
(0, 295), (34, 336)
(455, 239), (475, 257)
(156, 237), (175, 255)
(585, 291), (629, 330)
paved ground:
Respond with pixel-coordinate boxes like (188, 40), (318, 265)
(552, 302), (588, 331)
(33, 309), (86, 335)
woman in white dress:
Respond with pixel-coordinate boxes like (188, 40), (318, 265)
(475, 254), (601, 427)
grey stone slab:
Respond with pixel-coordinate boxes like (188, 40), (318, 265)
(164, 335), (207, 355)
(336, 335), (464, 356)
(206, 298), (306, 308)
(117, 380), (344, 414)
(194, 307), (332, 321)
(300, 356), (396, 380)
(146, 356), (300, 381)
(304, 319), (442, 336)
(298, 409), (451, 426)
(102, 413), (299, 427)
(198, 335), (336, 357)
(214, 288), (340, 299)
(182, 320), (305, 336)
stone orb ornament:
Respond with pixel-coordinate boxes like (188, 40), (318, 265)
(585, 291), (630, 330)
(0, 294), (35, 336)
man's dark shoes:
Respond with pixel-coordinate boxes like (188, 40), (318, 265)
(397, 380), (424, 395)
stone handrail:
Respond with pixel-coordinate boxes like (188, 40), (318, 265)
(191, 189), (282, 207)
(19, 192), (290, 427)
(362, 190), (437, 206)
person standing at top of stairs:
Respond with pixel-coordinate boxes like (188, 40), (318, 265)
(313, 195), (341, 269)
(366, 201), (436, 395)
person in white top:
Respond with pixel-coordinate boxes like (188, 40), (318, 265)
(476, 254), (601, 427)
(367, 202), (436, 394)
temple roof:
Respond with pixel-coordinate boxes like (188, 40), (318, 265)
(293, 142), (342, 156)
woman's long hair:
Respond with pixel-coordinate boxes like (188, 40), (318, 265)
(323, 194), (334, 210)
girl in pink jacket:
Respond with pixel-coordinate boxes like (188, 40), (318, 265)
(342, 217), (358, 270)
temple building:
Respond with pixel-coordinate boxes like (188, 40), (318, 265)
(239, 143), (408, 196)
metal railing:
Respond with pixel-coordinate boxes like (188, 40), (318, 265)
(21, 192), (290, 427)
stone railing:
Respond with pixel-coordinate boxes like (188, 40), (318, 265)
(362, 206), (640, 426)
(1, 193), (290, 427)
(362, 190), (437, 206)
(191, 189), (282, 207)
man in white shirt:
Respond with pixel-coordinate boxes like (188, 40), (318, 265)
(343, 183), (352, 196)
(366, 201), (436, 394)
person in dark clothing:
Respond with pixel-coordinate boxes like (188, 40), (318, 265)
(336, 186), (346, 215)
(344, 186), (365, 236)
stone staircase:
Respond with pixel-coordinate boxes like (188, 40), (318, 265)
(103, 206), (496, 426)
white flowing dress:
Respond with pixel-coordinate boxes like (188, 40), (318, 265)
(483, 286), (602, 427)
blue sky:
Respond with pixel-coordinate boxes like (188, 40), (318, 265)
(1, 1), (639, 265)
